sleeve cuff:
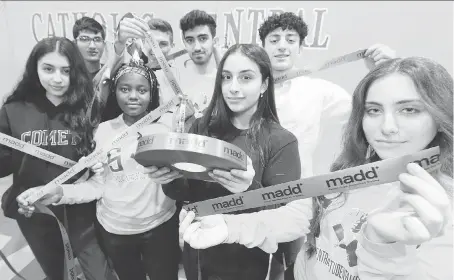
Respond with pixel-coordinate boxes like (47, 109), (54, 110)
(115, 46), (125, 58)
(358, 223), (408, 258)
(224, 214), (278, 254)
(114, 41), (126, 57)
(52, 184), (99, 205)
(356, 222), (417, 275)
(224, 214), (240, 244)
(52, 185), (79, 205)
(52, 196), (70, 206)
(51, 191), (71, 206)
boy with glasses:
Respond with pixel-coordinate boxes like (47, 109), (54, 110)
(73, 17), (107, 81)
(73, 16), (133, 122)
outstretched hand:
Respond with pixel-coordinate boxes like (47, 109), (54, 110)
(365, 163), (451, 245)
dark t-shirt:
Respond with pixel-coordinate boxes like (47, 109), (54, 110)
(163, 118), (301, 203)
(163, 118), (301, 280)
(100, 91), (122, 123)
(89, 64), (123, 123)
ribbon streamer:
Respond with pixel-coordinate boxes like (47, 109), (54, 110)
(183, 147), (441, 217)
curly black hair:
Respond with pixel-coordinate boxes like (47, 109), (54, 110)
(180, 9), (217, 37)
(258, 12), (308, 46)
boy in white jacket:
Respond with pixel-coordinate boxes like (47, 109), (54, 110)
(256, 12), (397, 274)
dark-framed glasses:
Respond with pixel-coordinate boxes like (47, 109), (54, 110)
(77, 36), (104, 45)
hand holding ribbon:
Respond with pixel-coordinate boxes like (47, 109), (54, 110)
(209, 156), (255, 193)
(365, 163), (451, 245)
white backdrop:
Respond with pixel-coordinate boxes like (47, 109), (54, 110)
(0, 1), (452, 101)
(0, 3), (452, 278)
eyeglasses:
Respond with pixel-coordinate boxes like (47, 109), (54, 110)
(76, 36), (104, 45)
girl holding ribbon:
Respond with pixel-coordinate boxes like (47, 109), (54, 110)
(146, 44), (302, 280)
(0, 37), (115, 280)
(17, 54), (182, 280)
(179, 56), (453, 280)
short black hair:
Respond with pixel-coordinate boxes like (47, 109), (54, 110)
(148, 18), (174, 43)
(180, 10), (217, 37)
(258, 12), (308, 46)
(73, 16), (105, 40)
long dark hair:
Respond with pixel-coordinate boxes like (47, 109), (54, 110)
(4, 36), (96, 156)
(306, 57), (454, 257)
(332, 57), (453, 174)
(199, 44), (279, 164)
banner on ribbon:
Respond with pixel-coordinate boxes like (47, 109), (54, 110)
(0, 133), (76, 168)
(183, 147), (441, 217)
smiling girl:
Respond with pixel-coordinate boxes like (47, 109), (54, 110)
(179, 56), (453, 280)
(17, 58), (181, 280)
(143, 44), (302, 280)
(0, 37), (114, 280)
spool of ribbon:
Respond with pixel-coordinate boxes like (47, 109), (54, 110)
(134, 132), (247, 181)
(128, 13), (249, 180)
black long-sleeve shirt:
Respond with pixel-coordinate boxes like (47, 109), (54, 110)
(162, 118), (301, 280)
(163, 118), (301, 206)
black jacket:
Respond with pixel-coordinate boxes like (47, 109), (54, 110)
(163, 118), (301, 280)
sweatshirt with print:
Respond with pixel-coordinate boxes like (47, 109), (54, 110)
(220, 178), (453, 280)
(0, 94), (97, 253)
(56, 113), (177, 235)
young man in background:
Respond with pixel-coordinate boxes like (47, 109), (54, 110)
(258, 12), (396, 280)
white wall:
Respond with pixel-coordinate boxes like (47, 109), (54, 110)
(0, 1), (452, 102)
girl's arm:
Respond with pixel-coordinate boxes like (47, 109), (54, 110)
(223, 198), (312, 253)
(224, 136), (311, 252)
(53, 166), (106, 205)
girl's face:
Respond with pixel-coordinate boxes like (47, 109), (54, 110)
(115, 73), (151, 118)
(37, 51), (70, 102)
(221, 52), (268, 117)
(362, 73), (438, 159)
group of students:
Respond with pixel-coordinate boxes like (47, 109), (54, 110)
(0, 7), (452, 280)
